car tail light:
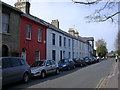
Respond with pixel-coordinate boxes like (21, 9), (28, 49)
(76, 61), (80, 63)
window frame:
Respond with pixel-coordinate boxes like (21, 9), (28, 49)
(35, 51), (40, 61)
(68, 39), (71, 48)
(38, 28), (42, 42)
(52, 33), (55, 45)
(64, 37), (66, 47)
(59, 35), (62, 47)
(26, 24), (32, 40)
(2, 13), (10, 34)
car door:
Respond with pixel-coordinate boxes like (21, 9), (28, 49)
(2, 58), (13, 85)
(50, 60), (56, 72)
(10, 58), (23, 81)
(69, 60), (74, 68)
(45, 60), (53, 74)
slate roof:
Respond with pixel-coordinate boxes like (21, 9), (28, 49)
(2, 1), (94, 43)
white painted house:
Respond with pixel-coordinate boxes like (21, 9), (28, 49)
(46, 20), (94, 62)
(46, 20), (73, 63)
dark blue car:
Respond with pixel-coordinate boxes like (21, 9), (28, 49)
(58, 59), (75, 70)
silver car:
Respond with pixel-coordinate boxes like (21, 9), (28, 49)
(30, 60), (59, 78)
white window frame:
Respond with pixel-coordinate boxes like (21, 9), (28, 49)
(52, 33), (55, 45)
(38, 28), (42, 42)
(35, 51), (40, 61)
(64, 37), (66, 47)
(26, 24), (31, 40)
(68, 39), (71, 48)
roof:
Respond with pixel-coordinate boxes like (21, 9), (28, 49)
(22, 14), (87, 42)
(2, 1), (93, 43)
(2, 2), (23, 14)
(82, 37), (94, 41)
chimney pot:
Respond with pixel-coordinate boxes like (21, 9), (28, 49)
(51, 19), (59, 28)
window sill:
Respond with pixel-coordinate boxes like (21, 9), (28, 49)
(1, 33), (11, 36)
(26, 38), (31, 40)
(38, 41), (42, 43)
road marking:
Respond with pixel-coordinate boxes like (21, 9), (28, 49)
(96, 61), (119, 89)
(95, 77), (104, 89)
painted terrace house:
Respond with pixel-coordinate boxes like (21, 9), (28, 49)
(47, 20), (94, 63)
(15, 0), (47, 65)
(1, 0), (95, 65)
(1, 1), (47, 65)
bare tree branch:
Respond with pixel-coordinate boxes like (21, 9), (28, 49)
(72, 0), (102, 5)
(98, 11), (120, 22)
(72, 0), (118, 22)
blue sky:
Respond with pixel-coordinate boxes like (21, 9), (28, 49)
(3, 0), (118, 52)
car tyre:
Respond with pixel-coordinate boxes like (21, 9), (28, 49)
(56, 68), (60, 74)
(23, 73), (29, 83)
(67, 66), (70, 70)
(41, 71), (46, 79)
(73, 65), (75, 69)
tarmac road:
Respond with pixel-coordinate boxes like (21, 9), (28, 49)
(3, 58), (117, 89)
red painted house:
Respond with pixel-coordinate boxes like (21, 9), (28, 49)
(20, 14), (47, 65)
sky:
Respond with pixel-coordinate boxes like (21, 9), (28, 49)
(2, 0), (118, 52)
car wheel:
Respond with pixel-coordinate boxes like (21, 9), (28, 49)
(56, 68), (60, 74)
(23, 73), (29, 83)
(67, 66), (70, 70)
(73, 65), (75, 69)
(41, 71), (46, 78)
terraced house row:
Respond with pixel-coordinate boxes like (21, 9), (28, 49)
(1, 0), (96, 65)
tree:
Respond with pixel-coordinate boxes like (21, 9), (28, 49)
(72, 0), (119, 23)
(72, 0), (120, 55)
(95, 39), (108, 57)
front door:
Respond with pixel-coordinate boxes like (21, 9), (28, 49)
(21, 48), (26, 60)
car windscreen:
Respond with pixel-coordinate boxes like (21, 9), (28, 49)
(31, 61), (45, 67)
(74, 59), (80, 61)
(59, 59), (68, 64)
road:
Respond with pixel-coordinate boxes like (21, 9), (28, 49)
(3, 58), (118, 89)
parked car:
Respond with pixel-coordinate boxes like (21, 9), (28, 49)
(1, 57), (31, 85)
(96, 57), (100, 62)
(89, 57), (95, 64)
(30, 60), (59, 78)
(73, 58), (82, 67)
(73, 58), (87, 67)
(92, 57), (98, 63)
(83, 57), (92, 64)
(58, 59), (75, 70)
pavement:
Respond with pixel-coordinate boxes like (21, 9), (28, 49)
(99, 60), (120, 89)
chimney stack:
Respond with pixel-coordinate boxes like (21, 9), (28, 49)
(14, 0), (31, 14)
(68, 28), (75, 36)
(74, 29), (79, 37)
(51, 19), (59, 28)
(68, 28), (79, 37)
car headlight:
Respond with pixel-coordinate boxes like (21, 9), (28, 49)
(31, 70), (39, 74)
(62, 64), (67, 67)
